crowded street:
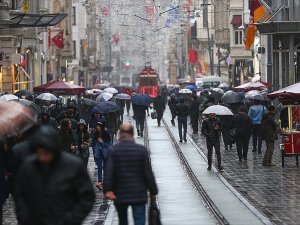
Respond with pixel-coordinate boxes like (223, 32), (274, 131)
(1, 0), (300, 225)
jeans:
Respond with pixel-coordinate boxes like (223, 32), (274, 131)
(94, 157), (103, 182)
(263, 140), (275, 165)
(236, 136), (250, 160)
(136, 119), (144, 135)
(115, 203), (146, 225)
(178, 117), (187, 140)
(170, 111), (176, 124)
(206, 139), (221, 168)
(252, 124), (262, 151)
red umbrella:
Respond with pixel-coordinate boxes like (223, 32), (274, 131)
(33, 80), (85, 94)
(268, 82), (300, 104)
(233, 81), (268, 92)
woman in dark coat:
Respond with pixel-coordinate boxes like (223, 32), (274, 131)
(92, 122), (112, 190)
(153, 93), (166, 126)
(231, 106), (253, 161)
(75, 119), (91, 167)
(59, 119), (76, 154)
(220, 115), (234, 150)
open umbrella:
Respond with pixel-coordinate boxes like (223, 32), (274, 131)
(221, 91), (244, 104)
(80, 98), (97, 107)
(94, 101), (120, 113)
(218, 83), (229, 89)
(96, 93), (113, 103)
(14, 90), (33, 98)
(179, 89), (192, 94)
(18, 99), (42, 113)
(36, 93), (57, 101)
(132, 94), (153, 106)
(115, 93), (131, 100)
(212, 88), (224, 95)
(184, 85), (197, 91)
(0, 94), (18, 101)
(202, 105), (234, 116)
(245, 90), (264, 101)
(103, 87), (118, 94)
(0, 101), (37, 139)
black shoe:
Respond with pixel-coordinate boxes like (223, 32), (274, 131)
(184, 139), (187, 143)
(158, 123), (161, 127)
(225, 147), (228, 151)
(141, 133), (143, 137)
(137, 130), (140, 136)
(243, 158), (247, 161)
(258, 150), (262, 154)
(218, 166), (224, 171)
(207, 167), (212, 171)
(179, 140), (183, 143)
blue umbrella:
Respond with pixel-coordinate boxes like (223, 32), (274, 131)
(184, 85), (197, 91)
(94, 101), (120, 113)
(132, 94), (153, 106)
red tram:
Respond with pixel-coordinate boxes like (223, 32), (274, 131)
(138, 63), (160, 98)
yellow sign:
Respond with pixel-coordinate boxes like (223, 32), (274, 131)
(21, 0), (30, 13)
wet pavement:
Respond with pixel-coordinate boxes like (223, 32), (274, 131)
(184, 116), (300, 225)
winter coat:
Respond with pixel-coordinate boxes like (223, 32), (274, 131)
(132, 104), (148, 120)
(201, 118), (221, 141)
(14, 126), (95, 225)
(59, 130), (76, 153)
(198, 95), (208, 114)
(104, 141), (158, 204)
(38, 115), (58, 129)
(231, 112), (253, 138)
(168, 98), (178, 112)
(190, 101), (200, 118)
(153, 96), (165, 112)
(261, 113), (279, 141)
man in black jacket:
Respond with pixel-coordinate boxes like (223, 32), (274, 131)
(153, 92), (166, 126)
(104, 123), (158, 225)
(132, 103), (148, 137)
(175, 98), (190, 143)
(201, 113), (223, 171)
(190, 95), (200, 134)
(168, 94), (178, 126)
(14, 126), (95, 225)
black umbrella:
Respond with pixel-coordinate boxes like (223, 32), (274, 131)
(80, 98), (97, 107)
(132, 94), (153, 106)
(14, 90), (33, 98)
(221, 91), (245, 104)
(94, 101), (120, 113)
(18, 99), (42, 113)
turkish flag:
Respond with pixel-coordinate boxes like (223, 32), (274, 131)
(189, 49), (198, 64)
(52, 30), (64, 49)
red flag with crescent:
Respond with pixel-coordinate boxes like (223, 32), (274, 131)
(52, 30), (64, 49)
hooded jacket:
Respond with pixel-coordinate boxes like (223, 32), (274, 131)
(39, 111), (58, 129)
(14, 126), (95, 225)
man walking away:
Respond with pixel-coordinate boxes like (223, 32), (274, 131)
(168, 94), (178, 126)
(153, 92), (166, 126)
(201, 113), (223, 171)
(261, 105), (279, 166)
(248, 100), (267, 153)
(231, 106), (253, 161)
(175, 98), (190, 143)
(132, 104), (148, 137)
(15, 126), (95, 225)
(104, 123), (158, 225)
(190, 95), (200, 134)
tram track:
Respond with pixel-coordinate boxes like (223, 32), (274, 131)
(162, 118), (230, 225)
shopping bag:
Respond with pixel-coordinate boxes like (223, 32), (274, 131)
(149, 198), (162, 225)
(151, 111), (158, 119)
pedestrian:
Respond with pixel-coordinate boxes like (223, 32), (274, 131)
(50, 100), (64, 122)
(104, 123), (158, 225)
(125, 99), (131, 115)
(248, 100), (267, 153)
(190, 95), (200, 134)
(261, 105), (279, 166)
(198, 90), (209, 122)
(105, 112), (118, 141)
(231, 106), (253, 161)
(75, 119), (91, 167)
(117, 99), (125, 123)
(168, 93), (178, 126)
(89, 107), (106, 131)
(153, 92), (166, 126)
(220, 114), (234, 151)
(59, 119), (76, 154)
(92, 122), (112, 190)
(14, 126), (95, 225)
(132, 104), (148, 137)
(38, 110), (58, 128)
(201, 113), (223, 171)
(175, 98), (190, 143)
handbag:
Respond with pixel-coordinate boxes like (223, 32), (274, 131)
(149, 198), (162, 225)
(151, 111), (158, 119)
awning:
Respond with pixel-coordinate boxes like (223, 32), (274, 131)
(9, 13), (67, 28)
(231, 15), (242, 26)
(256, 22), (300, 34)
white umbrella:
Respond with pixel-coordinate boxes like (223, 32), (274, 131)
(179, 89), (192, 94)
(245, 90), (260, 99)
(36, 93), (57, 101)
(115, 93), (131, 100)
(0, 94), (18, 101)
(202, 105), (233, 116)
(212, 88), (224, 95)
(96, 92), (113, 102)
(103, 87), (118, 94)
